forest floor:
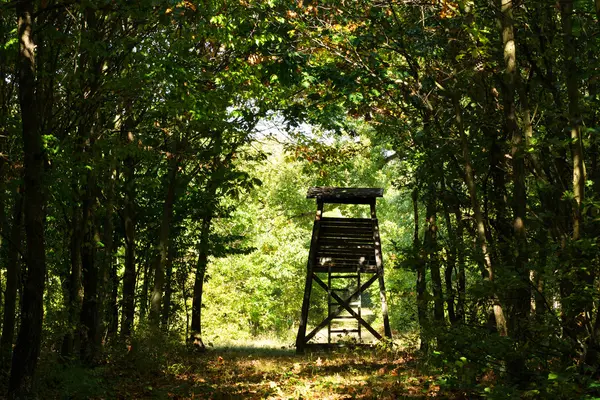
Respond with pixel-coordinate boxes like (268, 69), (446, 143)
(30, 343), (472, 399)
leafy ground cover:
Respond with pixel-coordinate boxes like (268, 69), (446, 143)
(33, 344), (469, 399)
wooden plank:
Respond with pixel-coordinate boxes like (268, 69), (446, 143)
(320, 217), (373, 224)
(317, 256), (373, 262)
(316, 260), (375, 268)
(320, 226), (372, 231)
(320, 238), (373, 245)
(317, 256), (374, 263)
(317, 248), (375, 255)
(307, 187), (384, 203)
(320, 234), (373, 241)
(314, 267), (378, 273)
(320, 226), (372, 233)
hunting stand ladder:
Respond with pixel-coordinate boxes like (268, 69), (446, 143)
(296, 187), (392, 353)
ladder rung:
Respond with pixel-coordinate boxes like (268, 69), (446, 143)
(330, 329), (360, 333)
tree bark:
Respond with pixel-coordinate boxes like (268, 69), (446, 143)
(441, 177), (457, 324)
(79, 171), (100, 364)
(9, 1), (47, 396)
(162, 242), (175, 331)
(190, 216), (212, 349)
(455, 209), (466, 323)
(501, 0), (530, 339)
(424, 186), (443, 323)
(0, 189), (23, 368)
(139, 250), (150, 320)
(412, 188), (428, 351)
(121, 120), (136, 339)
(61, 204), (83, 359)
(98, 164), (116, 343)
(107, 247), (119, 338)
(149, 157), (178, 329)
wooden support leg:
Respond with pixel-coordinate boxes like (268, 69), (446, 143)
(296, 201), (323, 354)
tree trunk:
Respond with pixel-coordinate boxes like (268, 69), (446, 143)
(61, 205), (83, 359)
(412, 188), (428, 351)
(139, 250), (150, 320)
(441, 177), (457, 324)
(190, 216), (212, 349)
(107, 250), (119, 338)
(79, 171), (100, 364)
(453, 94), (507, 336)
(161, 243), (175, 331)
(0, 189), (23, 368)
(501, 0), (530, 340)
(121, 127), (136, 338)
(98, 164), (116, 344)
(149, 157), (178, 329)
(9, 2), (47, 396)
(558, 0), (592, 356)
(424, 187), (443, 323)
(455, 209), (466, 323)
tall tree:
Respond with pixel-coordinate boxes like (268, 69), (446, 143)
(9, 1), (47, 396)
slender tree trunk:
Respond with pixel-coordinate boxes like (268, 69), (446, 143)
(139, 250), (150, 320)
(441, 177), (457, 324)
(190, 216), (212, 349)
(9, 2), (47, 396)
(558, 0), (592, 355)
(162, 243), (175, 331)
(107, 252), (119, 338)
(559, 0), (585, 243)
(0, 190), (23, 368)
(455, 209), (466, 323)
(98, 164), (115, 344)
(453, 94), (507, 336)
(79, 171), (100, 364)
(150, 157), (178, 329)
(501, 0), (530, 340)
(424, 187), (443, 323)
(61, 204), (83, 359)
(412, 188), (429, 351)
(121, 125), (136, 338)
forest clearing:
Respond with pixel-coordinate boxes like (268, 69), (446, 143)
(3, 0), (600, 399)
(32, 344), (456, 399)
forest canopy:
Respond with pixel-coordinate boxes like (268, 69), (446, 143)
(1, 0), (600, 398)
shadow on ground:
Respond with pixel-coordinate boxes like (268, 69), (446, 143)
(30, 345), (471, 399)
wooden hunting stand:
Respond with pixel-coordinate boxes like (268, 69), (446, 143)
(296, 187), (392, 353)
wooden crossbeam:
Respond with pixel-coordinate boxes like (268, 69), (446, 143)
(313, 274), (382, 340)
(304, 274), (381, 343)
(307, 187), (383, 204)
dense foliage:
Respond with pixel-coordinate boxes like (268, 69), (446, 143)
(1, 0), (600, 398)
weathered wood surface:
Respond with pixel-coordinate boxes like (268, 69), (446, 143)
(296, 190), (392, 353)
(307, 187), (383, 203)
